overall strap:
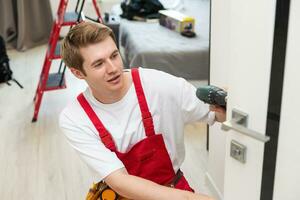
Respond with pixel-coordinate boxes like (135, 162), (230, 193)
(77, 93), (117, 151)
(131, 68), (155, 137)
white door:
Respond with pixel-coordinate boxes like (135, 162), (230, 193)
(222, 0), (277, 199)
(208, 0), (298, 199)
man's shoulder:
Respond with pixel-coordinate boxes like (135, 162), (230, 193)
(139, 67), (176, 80)
(59, 96), (85, 127)
(138, 67), (186, 91)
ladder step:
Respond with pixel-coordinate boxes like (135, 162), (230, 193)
(49, 42), (61, 59)
(45, 73), (66, 91)
(62, 12), (81, 26)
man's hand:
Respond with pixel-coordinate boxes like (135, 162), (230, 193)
(210, 105), (226, 123)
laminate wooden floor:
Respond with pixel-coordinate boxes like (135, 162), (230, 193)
(0, 45), (212, 199)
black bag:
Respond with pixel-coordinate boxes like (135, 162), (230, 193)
(120, 0), (165, 20)
(0, 35), (23, 88)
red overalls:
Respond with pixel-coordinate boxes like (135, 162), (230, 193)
(77, 68), (193, 191)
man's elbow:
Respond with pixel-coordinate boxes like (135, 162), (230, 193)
(104, 168), (129, 195)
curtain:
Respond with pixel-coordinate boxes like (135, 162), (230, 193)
(0, 0), (53, 51)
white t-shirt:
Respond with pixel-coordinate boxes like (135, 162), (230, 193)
(59, 68), (215, 181)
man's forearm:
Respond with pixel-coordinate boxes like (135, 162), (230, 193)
(110, 173), (188, 200)
(105, 170), (213, 200)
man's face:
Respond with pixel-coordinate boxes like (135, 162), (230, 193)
(73, 36), (125, 97)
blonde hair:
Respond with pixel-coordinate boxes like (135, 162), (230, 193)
(61, 21), (116, 75)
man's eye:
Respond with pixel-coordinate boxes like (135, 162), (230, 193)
(95, 62), (103, 67)
(112, 53), (118, 59)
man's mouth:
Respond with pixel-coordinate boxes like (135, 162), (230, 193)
(107, 75), (120, 82)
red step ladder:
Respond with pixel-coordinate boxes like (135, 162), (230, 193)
(32, 0), (103, 122)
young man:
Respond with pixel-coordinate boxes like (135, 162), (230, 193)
(60, 21), (225, 200)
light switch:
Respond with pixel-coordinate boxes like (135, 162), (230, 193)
(230, 140), (246, 163)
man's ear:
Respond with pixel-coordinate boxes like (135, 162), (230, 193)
(70, 67), (85, 79)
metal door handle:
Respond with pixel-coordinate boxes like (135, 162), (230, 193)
(221, 109), (270, 143)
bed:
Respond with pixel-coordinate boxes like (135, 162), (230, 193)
(116, 0), (210, 80)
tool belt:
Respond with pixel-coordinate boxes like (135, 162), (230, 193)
(86, 170), (183, 200)
(86, 181), (129, 200)
(167, 170), (183, 188)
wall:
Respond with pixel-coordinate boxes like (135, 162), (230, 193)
(273, 0), (300, 199)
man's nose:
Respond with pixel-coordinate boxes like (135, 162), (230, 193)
(106, 59), (118, 73)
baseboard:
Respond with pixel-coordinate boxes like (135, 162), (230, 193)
(205, 172), (223, 200)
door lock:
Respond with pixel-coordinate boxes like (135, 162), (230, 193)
(230, 140), (247, 163)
